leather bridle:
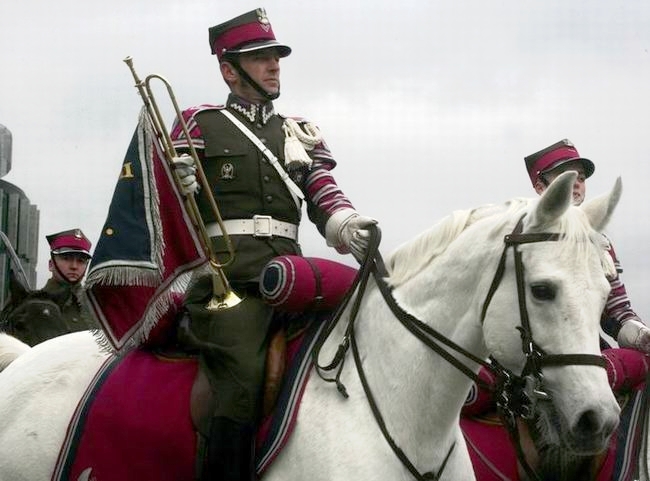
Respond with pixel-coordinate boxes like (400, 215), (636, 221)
(313, 218), (607, 481)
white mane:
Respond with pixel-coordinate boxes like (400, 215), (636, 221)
(385, 197), (615, 287)
(386, 199), (529, 287)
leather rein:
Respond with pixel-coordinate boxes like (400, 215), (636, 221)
(313, 217), (607, 481)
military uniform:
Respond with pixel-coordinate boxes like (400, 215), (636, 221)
(41, 277), (98, 333)
(44, 229), (99, 336)
(168, 8), (371, 480)
(172, 96), (357, 422)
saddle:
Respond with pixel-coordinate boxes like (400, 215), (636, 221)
(185, 255), (358, 434)
(187, 326), (287, 437)
(51, 255), (358, 481)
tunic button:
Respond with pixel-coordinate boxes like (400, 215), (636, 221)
(260, 137), (268, 144)
(256, 123), (263, 129)
(266, 195), (273, 203)
(223, 148), (230, 154)
(263, 175), (270, 182)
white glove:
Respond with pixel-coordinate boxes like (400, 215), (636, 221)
(339, 215), (378, 262)
(172, 154), (199, 195)
(617, 319), (650, 354)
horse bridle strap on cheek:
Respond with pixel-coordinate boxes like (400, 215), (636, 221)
(479, 215), (607, 481)
(482, 216), (606, 377)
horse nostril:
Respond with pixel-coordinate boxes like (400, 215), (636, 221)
(575, 409), (599, 436)
(575, 408), (617, 439)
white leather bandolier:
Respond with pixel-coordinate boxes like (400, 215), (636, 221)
(206, 215), (298, 241)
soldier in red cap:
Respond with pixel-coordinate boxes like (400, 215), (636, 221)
(44, 228), (99, 334)
(524, 139), (650, 353)
(169, 7), (377, 480)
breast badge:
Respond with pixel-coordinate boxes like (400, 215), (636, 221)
(220, 162), (234, 180)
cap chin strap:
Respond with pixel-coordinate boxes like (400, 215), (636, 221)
(226, 55), (280, 101)
(51, 254), (84, 286)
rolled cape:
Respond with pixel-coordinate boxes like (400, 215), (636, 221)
(260, 256), (357, 312)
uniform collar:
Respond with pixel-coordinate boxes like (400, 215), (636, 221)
(227, 94), (275, 125)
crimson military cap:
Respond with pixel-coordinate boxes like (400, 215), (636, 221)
(46, 228), (92, 258)
(524, 139), (595, 187)
(208, 7), (291, 61)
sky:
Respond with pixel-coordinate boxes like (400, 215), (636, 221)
(1, 0), (650, 321)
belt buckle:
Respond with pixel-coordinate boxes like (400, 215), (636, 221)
(253, 215), (273, 237)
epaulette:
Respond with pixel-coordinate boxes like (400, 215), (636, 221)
(184, 104), (226, 117)
(279, 114), (311, 124)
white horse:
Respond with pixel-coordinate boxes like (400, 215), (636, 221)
(0, 172), (627, 480)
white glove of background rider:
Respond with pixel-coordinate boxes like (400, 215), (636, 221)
(171, 154), (199, 195)
(617, 319), (650, 354)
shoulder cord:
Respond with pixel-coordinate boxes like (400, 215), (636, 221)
(218, 109), (304, 209)
(282, 118), (323, 170)
(282, 118), (322, 149)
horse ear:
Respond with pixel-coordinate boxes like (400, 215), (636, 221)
(528, 171), (574, 229)
(581, 176), (622, 232)
(8, 270), (30, 304)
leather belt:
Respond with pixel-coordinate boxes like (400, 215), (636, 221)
(205, 215), (299, 241)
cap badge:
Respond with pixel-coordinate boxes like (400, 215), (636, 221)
(256, 8), (271, 31)
(220, 162), (235, 180)
(74, 229), (83, 239)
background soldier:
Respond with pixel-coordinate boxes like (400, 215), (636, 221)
(44, 228), (98, 333)
(524, 139), (650, 353)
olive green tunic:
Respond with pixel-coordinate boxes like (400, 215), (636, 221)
(42, 278), (99, 335)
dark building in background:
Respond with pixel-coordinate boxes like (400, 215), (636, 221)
(0, 123), (40, 306)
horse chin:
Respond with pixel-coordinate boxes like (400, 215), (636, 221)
(532, 400), (611, 456)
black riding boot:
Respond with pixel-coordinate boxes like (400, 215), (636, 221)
(203, 416), (256, 481)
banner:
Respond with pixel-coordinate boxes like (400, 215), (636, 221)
(85, 108), (207, 350)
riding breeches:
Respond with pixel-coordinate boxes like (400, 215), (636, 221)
(184, 284), (274, 424)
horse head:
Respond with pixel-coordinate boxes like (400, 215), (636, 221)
(482, 171), (621, 456)
(0, 273), (68, 346)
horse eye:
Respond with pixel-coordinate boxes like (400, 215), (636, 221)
(530, 283), (556, 301)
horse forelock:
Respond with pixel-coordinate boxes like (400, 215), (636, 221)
(525, 204), (616, 279)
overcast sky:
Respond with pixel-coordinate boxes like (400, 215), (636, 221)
(1, 0), (649, 321)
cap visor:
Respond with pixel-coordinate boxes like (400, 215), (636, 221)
(542, 157), (595, 178)
(52, 248), (91, 257)
(230, 41), (291, 57)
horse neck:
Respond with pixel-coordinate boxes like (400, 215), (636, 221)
(348, 249), (492, 452)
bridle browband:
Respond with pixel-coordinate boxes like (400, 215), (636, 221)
(313, 216), (607, 481)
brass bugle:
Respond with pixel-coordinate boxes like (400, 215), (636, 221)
(123, 56), (242, 310)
